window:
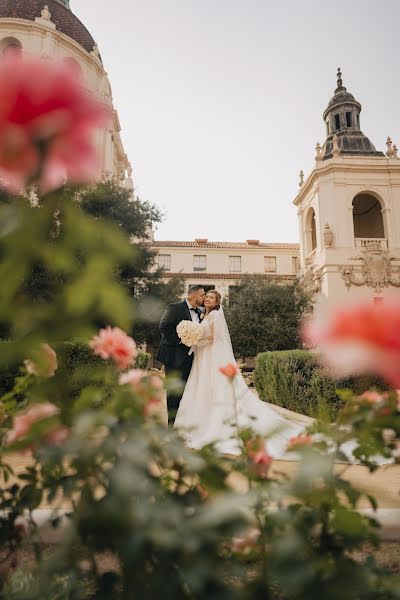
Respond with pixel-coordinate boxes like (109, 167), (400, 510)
(334, 114), (340, 131)
(305, 207), (317, 254)
(1, 37), (22, 58)
(229, 256), (241, 273)
(264, 256), (277, 273)
(292, 256), (300, 273)
(193, 255), (206, 272)
(158, 254), (171, 271)
(346, 112), (352, 128)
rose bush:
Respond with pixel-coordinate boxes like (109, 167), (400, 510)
(0, 55), (399, 600)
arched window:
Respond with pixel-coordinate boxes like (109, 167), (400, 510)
(0, 37), (22, 58)
(305, 207), (317, 255)
(352, 193), (385, 239)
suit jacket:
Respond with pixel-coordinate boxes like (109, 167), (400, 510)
(156, 300), (194, 368)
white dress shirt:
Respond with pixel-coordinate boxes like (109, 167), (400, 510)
(186, 299), (200, 323)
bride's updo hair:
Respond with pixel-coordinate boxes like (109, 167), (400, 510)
(207, 290), (221, 312)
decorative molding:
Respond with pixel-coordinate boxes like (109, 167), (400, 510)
(90, 43), (101, 64)
(323, 222), (334, 248)
(301, 264), (323, 295)
(35, 5), (56, 29)
(339, 242), (400, 291)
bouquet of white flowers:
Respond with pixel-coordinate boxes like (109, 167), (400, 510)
(176, 320), (203, 347)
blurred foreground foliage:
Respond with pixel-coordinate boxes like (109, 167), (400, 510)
(0, 183), (399, 600)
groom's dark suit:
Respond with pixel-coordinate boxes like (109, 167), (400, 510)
(157, 300), (198, 425)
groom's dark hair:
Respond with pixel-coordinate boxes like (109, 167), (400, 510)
(188, 284), (204, 294)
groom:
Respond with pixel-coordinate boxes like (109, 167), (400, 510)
(157, 285), (206, 426)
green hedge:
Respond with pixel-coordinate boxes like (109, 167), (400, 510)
(254, 349), (388, 421)
(0, 340), (151, 398)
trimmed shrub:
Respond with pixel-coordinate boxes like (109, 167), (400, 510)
(134, 351), (151, 370)
(254, 349), (388, 420)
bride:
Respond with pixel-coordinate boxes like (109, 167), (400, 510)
(174, 290), (304, 457)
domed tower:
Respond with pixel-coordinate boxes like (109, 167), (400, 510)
(0, 0), (131, 183)
(294, 69), (400, 313)
(322, 69), (384, 161)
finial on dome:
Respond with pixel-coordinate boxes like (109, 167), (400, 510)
(336, 67), (343, 89)
(41, 5), (51, 20)
(299, 170), (304, 187)
(315, 142), (323, 163)
(386, 136), (395, 157)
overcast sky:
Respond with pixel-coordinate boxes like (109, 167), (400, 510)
(74, 0), (400, 243)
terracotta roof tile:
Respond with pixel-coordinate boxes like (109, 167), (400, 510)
(151, 241), (300, 250)
(0, 0), (96, 54)
(163, 272), (297, 281)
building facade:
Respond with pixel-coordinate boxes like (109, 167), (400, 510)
(0, 0), (130, 183)
(295, 69), (400, 313)
(152, 239), (300, 297)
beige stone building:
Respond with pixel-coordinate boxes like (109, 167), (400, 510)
(0, 0), (130, 184)
(152, 69), (400, 307)
(152, 239), (300, 297)
(295, 69), (400, 313)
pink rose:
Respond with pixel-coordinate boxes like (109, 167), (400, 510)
(232, 528), (260, 554)
(0, 56), (109, 195)
(288, 435), (313, 449)
(303, 301), (400, 389)
(24, 344), (57, 378)
(119, 369), (164, 417)
(219, 363), (239, 379)
(6, 402), (68, 453)
(246, 437), (272, 478)
(90, 327), (137, 370)
(359, 391), (386, 404)
(119, 368), (145, 387)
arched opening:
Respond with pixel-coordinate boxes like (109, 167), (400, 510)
(352, 193), (385, 239)
(305, 207), (317, 255)
(0, 37), (22, 58)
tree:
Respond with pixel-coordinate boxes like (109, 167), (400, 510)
(133, 275), (185, 346)
(224, 276), (312, 357)
(78, 179), (164, 296)
(79, 179), (184, 345)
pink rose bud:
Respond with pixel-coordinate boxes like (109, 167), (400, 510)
(219, 363), (239, 379)
(90, 327), (137, 370)
(246, 437), (272, 478)
(6, 402), (68, 453)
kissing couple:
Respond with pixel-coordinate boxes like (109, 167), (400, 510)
(156, 285), (303, 457)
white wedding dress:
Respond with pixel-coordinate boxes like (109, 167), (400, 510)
(174, 308), (304, 458)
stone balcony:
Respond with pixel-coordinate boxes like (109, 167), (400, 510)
(355, 238), (388, 250)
